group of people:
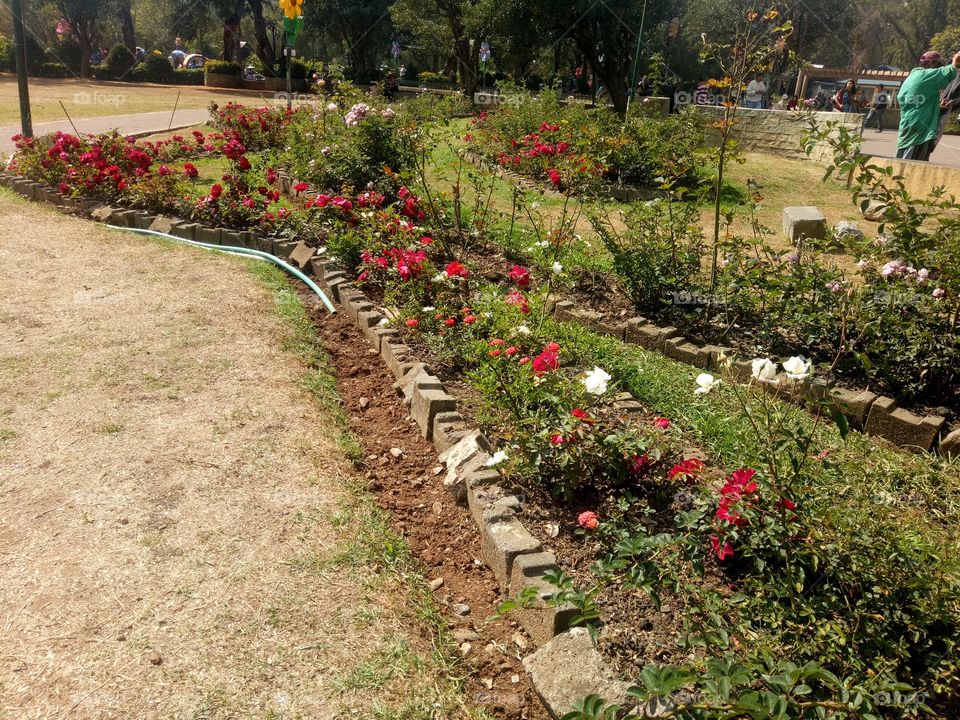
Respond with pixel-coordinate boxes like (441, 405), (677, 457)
(735, 50), (960, 163)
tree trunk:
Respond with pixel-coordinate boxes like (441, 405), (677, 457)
(77, 19), (92, 78)
(221, 0), (245, 62)
(246, 0), (275, 68)
(118, 1), (136, 53)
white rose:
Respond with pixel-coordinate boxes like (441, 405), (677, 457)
(552, 261), (563, 275)
(782, 356), (812, 381)
(582, 366), (612, 395)
(694, 373), (720, 395)
(486, 450), (509, 467)
(751, 357), (777, 382)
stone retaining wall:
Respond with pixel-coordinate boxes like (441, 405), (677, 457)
(696, 106), (864, 163)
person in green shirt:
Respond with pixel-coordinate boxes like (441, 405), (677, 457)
(896, 51), (960, 161)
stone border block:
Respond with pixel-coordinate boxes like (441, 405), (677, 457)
(828, 388), (877, 428)
(865, 396), (944, 451)
(132, 211), (155, 230)
(195, 225), (222, 246)
(624, 320), (678, 352)
(663, 337), (710, 368)
(170, 223), (198, 242)
(509, 552), (577, 646)
(479, 515), (542, 591)
(432, 411), (470, 454)
(522, 628), (634, 718)
(410, 384), (457, 440)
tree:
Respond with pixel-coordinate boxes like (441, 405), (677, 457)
(308, 0), (394, 80)
(55, 0), (115, 76)
(118, 0), (135, 52)
(528, 0), (672, 116)
(246, 0), (276, 69)
(931, 25), (960, 58)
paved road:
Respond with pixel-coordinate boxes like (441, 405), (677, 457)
(0, 108), (210, 154)
(860, 128), (960, 168)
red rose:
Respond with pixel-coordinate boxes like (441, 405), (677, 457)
(508, 265), (531, 287)
(531, 350), (559, 375)
(653, 417), (671, 429)
(183, 163), (199, 178)
(577, 511), (599, 530)
(711, 536), (734, 560)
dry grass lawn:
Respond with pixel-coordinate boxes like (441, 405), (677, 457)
(0, 75), (284, 127)
(0, 190), (477, 719)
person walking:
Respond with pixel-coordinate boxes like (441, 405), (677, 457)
(744, 74), (766, 109)
(897, 51), (960, 161)
(864, 84), (889, 132)
(833, 79), (857, 112)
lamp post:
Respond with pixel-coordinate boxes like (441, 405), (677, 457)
(11, 0), (33, 138)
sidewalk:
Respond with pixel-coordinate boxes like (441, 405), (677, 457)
(860, 127), (960, 168)
(0, 108), (209, 154)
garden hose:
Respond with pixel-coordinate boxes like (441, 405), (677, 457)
(104, 225), (336, 314)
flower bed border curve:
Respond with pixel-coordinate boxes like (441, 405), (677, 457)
(545, 296), (952, 455)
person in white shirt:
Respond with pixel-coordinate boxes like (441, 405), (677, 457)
(745, 74), (767, 109)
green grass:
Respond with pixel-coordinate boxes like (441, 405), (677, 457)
(546, 312), (960, 529)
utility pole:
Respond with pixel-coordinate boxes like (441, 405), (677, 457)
(11, 0), (33, 137)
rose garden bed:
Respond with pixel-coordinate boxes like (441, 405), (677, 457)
(5, 95), (960, 719)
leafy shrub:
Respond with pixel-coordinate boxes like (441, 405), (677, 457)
(205, 60), (242, 76)
(805, 118), (960, 405)
(278, 98), (415, 193)
(104, 44), (137, 78)
(49, 38), (83, 73)
(592, 197), (705, 313)
(466, 85), (708, 193)
(169, 68), (205, 85)
(34, 62), (71, 78)
(133, 52), (174, 83)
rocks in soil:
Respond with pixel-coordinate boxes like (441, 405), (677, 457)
(389, 447), (403, 458)
(147, 651), (163, 666)
(452, 628), (480, 643)
(358, 397), (370, 410)
(428, 577), (444, 591)
(452, 603), (471, 616)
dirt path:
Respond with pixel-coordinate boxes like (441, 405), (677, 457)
(0, 192), (472, 719)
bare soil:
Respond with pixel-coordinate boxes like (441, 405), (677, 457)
(307, 305), (550, 720)
(0, 192), (482, 719)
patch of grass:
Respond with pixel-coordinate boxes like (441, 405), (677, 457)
(248, 261), (363, 464)
(332, 634), (424, 692)
(97, 421), (125, 435)
(547, 312), (960, 523)
(0, 428), (15, 444)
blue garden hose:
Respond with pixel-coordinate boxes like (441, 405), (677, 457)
(105, 224), (336, 314)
